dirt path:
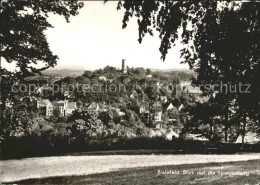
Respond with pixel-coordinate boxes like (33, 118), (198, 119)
(1, 153), (259, 183)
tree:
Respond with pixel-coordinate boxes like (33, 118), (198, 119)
(82, 70), (93, 78)
(1, 99), (38, 137)
(235, 93), (258, 143)
(1, 0), (83, 76)
(118, 1), (260, 138)
(184, 101), (217, 141)
(61, 77), (77, 85)
(172, 98), (180, 107)
(173, 75), (180, 85)
(144, 86), (157, 101)
(75, 76), (90, 84)
(103, 65), (118, 75)
(53, 108), (61, 118)
(127, 99), (141, 115)
(69, 108), (106, 138)
(146, 68), (152, 75)
(133, 67), (146, 77)
(1, 0), (83, 143)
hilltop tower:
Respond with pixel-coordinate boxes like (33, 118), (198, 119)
(121, 59), (127, 74)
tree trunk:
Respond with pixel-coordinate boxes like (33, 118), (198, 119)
(209, 95), (213, 143)
(148, 103), (151, 126)
(209, 120), (213, 142)
(224, 104), (229, 142)
(242, 112), (246, 144)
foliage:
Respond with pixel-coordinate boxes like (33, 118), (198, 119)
(146, 68), (152, 75)
(1, 0), (83, 76)
(75, 76), (90, 84)
(118, 0), (260, 139)
(1, 99), (38, 137)
(0, 0), (84, 146)
(82, 70), (93, 78)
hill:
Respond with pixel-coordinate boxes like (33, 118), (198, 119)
(42, 69), (85, 77)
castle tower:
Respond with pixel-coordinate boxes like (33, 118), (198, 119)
(122, 59), (127, 74)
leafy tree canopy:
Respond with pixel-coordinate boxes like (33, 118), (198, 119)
(82, 70), (93, 78)
(1, 0), (84, 76)
(118, 0), (260, 136)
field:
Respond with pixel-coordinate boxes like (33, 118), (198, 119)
(6, 160), (260, 185)
(1, 153), (259, 184)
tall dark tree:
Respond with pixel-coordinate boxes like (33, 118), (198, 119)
(118, 0), (260, 139)
(82, 70), (93, 78)
(146, 68), (152, 75)
(1, 0), (83, 76)
(75, 76), (90, 84)
(1, 0), (83, 106)
(1, 0), (83, 139)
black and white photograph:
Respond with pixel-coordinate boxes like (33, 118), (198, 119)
(0, 0), (260, 184)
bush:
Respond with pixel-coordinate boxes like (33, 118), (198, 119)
(1, 135), (260, 159)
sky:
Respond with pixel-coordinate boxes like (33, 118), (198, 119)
(3, 1), (189, 71)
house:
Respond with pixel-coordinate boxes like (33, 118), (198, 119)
(37, 99), (54, 117)
(139, 103), (149, 114)
(37, 99), (51, 108)
(65, 102), (77, 115)
(52, 100), (77, 116)
(130, 90), (138, 99)
(164, 129), (179, 140)
(67, 94), (76, 100)
(130, 94), (135, 99)
(87, 102), (99, 112)
(180, 80), (191, 88)
(36, 86), (52, 96)
(99, 103), (108, 112)
(46, 103), (54, 117)
(148, 129), (156, 137)
(160, 96), (168, 104)
(145, 74), (152, 78)
(156, 82), (161, 89)
(151, 101), (162, 122)
(148, 129), (163, 137)
(183, 85), (207, 102)
(64, 91), (70, 97)
(162, 102), (178, 121)
(113, 108), (125, 117)
(183, 86), (203, 97)
(87, 102), (108, 112)
(98, 76), (107, 81)
(151, 101), (162, 111)
(178, 104), (184, 111)
(36, 87), (44, 95)
(139, 101), (163, 123)
(162, 102), (174, 112)
(166, 102), (175, 111)
(153, 111), (162, 122)
(126, 132), (137, 138)
(52, 100), (66, 116)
